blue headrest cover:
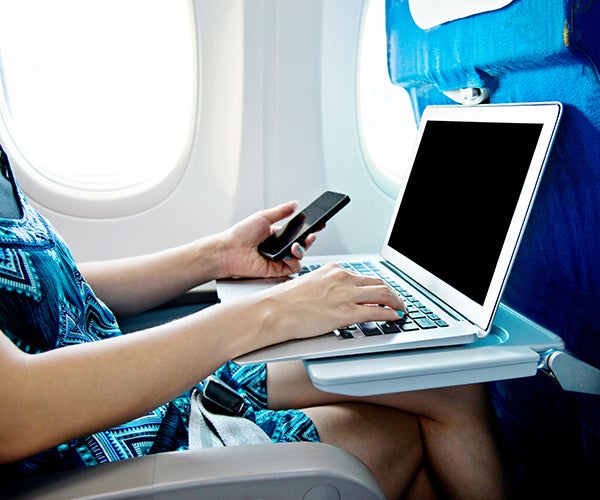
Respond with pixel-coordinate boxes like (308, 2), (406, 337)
(386, 0), (600, 366)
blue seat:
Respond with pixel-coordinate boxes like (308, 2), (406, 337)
(386, 0), (599, 495)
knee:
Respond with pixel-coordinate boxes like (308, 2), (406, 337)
(306, 403), (426, 498)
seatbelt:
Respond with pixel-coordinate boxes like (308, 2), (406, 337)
(188, 389), (272, 449)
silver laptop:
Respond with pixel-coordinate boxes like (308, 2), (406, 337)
(218, 102), (562, 363)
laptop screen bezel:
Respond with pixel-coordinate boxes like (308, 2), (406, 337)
(380, 102), (562, 333)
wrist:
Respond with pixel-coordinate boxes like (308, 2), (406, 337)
(187, 234), (228, 282)
(239, 293), (291, 347)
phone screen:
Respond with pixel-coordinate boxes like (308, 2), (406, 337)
(258, 191), (350, 260)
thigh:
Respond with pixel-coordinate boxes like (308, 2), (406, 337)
(266, 360), (493, 424)
(266, 361), (343, 410)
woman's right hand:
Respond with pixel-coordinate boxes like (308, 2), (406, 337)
(255, 263), (406, 344)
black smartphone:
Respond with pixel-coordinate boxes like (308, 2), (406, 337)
(258, 190), (350, 261)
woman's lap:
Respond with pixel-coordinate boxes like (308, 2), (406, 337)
(212, 361), (320, 443)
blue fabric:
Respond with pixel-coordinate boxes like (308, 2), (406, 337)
(0, 152), (318, 477)
(212, 362), (319, 444)
(386, 0), (599, 495)
(0, 167), (189, 475)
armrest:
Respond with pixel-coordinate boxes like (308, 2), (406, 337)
(158, 284), (219, 308)
(7, 443), (385, 499)
(117, 286), (219, 334)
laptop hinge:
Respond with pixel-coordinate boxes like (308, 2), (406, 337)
(379, 261), (464, 323)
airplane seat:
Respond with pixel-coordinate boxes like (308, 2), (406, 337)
(386, 0), (599, 495)
(5, 443), (385, 499)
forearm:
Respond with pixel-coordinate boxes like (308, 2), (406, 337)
(0, 296), (279, 464)
(80, 235), (226, 317)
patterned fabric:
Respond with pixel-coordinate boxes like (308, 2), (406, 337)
(212, 362), (320, 444)
(0, 153), (318, 477)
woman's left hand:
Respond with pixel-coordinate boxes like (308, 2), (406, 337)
(216, 201), (318, 279)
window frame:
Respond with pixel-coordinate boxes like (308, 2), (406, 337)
(0, 0), (199, 218)
(355, 0), (417, 198)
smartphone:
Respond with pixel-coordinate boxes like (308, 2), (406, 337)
(258, 190), (350, 261)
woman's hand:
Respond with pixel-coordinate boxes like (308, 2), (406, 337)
(216, 201), (318, 279)
(253, 263), (407, 344)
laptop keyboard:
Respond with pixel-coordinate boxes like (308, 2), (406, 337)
(299, 261), (448, 339)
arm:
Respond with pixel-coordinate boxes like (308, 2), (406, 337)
(79, 236), (224, 317)
(0, 264), (404, 464)
(80, 201), (316, 317)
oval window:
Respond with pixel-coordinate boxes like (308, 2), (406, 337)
(357, 0), (417, 192)
(0, 0), (197, 215)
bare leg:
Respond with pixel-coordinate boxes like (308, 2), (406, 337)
(303, 402), (434, 499)
(267, 361), (509, 499)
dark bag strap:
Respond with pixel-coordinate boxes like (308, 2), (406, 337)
(0, 145), (22, 219)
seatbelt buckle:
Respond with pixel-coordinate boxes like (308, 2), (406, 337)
(200, 376), (247, 416)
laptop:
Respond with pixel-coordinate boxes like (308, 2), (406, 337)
(218, 102), (563, 363)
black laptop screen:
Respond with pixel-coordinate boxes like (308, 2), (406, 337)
(387, 120), (544, 305)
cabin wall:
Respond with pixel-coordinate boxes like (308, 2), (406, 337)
(7, 0), (395, 263)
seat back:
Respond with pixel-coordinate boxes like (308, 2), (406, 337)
(386, 0), (599, 495)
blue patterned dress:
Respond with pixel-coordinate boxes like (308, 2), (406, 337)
(0, 147), (318, 477)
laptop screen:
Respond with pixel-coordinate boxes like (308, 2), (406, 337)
(387, 120), (543, 305)
(380, 103), (562, 332)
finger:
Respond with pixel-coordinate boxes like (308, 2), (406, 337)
(357, 304), (407, 323)
(266, 224), (283, 237)
(281, 254), (303, 274)
(355, 284), (405, 312)
(314, 265), (405, 312)
(303, 233), (317, 249)
(342, 270), (395, 288)
(289, 241), (305, 259)
(261, 201), (298, 224)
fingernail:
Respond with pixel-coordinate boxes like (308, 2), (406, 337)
(284, 256), (292, 260)
(397, 310), (405, 318)
(297, 245), (304, 253)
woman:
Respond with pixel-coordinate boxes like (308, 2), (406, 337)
(0, 144), (508, 498)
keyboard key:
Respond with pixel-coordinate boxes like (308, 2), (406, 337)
(414, 317), (437, 329)
(378, 321), (401, 334)
(337, 328), (355, 339)
(358, 322), (382, 336)
(400, 320), (420, 331)
(299, 264), (321, 275)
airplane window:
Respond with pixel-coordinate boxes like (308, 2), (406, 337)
(0, 0), (196, 194)
(357, 0), (417, 186)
